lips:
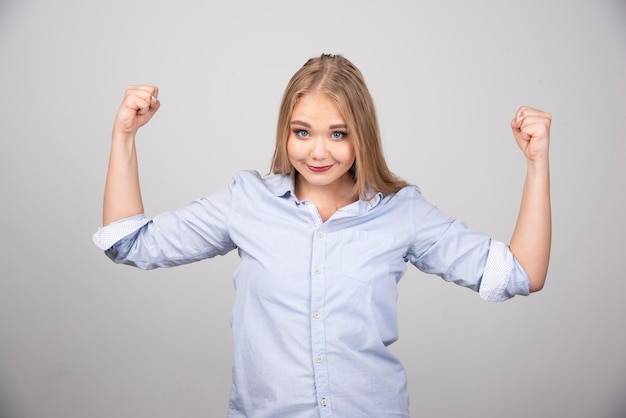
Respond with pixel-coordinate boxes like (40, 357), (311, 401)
(307, 164), (333, 173)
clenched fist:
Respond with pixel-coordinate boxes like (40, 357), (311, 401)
(511, 106), (552, 163)
(113, 85), (160, 137)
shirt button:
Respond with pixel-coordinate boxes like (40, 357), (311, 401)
(316, 355), (324, 363)
(313, 311), (321, 319)
(321, 398), (328, 407)
(317, 231), (324, 238)
(314, 268), (321, 275)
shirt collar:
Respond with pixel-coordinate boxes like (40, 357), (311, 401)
(265, 172), (296, 198)
(264, 172), (384, 212)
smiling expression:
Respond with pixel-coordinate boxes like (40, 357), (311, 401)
(287, 92), (356, 199)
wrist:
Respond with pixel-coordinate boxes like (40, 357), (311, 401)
(111, 130), (137, 146)
(526, 156), (550, 176)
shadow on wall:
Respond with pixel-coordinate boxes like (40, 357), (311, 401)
(0, 365), (30, 418)
(608, 381), (626, 418)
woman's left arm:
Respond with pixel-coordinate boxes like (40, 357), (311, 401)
(509, 106), (552, 292)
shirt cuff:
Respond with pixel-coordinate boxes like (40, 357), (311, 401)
(92, 214), (151, 250)
(479, 240), (527, 302)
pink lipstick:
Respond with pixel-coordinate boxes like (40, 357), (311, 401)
(307, 164), (333, 173)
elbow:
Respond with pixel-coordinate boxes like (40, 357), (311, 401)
(529, 282), (545, 293)
(528, 273), (547, 293)
(513, 252), (549, 294)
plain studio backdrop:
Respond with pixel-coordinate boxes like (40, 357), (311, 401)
(1, 0), (625, 417)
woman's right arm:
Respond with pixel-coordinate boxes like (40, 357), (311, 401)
(103, 86), (160, 225)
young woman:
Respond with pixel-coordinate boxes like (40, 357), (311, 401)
(94, 54), (551, 417)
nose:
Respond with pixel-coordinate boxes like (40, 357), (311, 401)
(310, 137), (328, 160)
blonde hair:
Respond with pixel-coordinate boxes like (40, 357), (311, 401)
(270, 54), (409, 199)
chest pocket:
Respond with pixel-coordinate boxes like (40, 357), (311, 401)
(340, 229), (394, 284)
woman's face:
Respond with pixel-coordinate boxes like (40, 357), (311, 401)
(287, 92), (356, 198)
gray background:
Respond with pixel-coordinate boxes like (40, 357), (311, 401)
(1, 0), (625, 417)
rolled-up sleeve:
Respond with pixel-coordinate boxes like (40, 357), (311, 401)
(92, 214), (151, 251)
(479, 240), (529, 301)
(92, 182), (237, 270)
(405, 192), (529, 302)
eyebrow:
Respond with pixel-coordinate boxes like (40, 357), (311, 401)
(290, 120), (348, 130)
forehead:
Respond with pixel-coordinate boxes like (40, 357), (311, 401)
(291, 92), (345, 124)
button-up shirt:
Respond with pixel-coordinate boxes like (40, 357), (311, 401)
(93, 170), (529, 417)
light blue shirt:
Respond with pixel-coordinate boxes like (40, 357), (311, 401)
(93, 170), (529, 417)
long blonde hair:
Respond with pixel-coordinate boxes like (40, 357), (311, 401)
(270, 54), (409, 199)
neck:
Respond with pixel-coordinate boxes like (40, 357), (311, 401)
(294, 173), (357, 209)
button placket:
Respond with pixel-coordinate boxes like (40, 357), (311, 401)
(310, 226), (331, 416)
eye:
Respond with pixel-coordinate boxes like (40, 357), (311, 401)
(294, 129), (309, 138)
(331, 131), (347, 140)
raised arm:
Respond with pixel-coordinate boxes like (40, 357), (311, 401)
(102, 86), (160, 226)
(509, 106), (552, 292)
